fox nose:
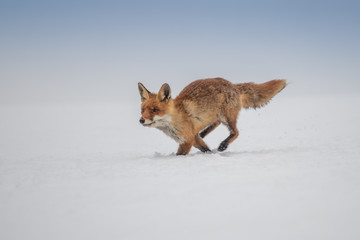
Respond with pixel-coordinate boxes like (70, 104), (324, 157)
(139, 118), (145, 124)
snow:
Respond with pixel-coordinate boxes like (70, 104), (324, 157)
(1, 96), (360, 240)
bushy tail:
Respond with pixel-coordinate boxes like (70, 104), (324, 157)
(237, 79), (287, 109)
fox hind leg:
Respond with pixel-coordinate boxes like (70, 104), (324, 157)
(200, 121), (220, 138)
(218, 114), (239, 152)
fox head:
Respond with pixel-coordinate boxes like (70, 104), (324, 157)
(138, 82), (172, 127)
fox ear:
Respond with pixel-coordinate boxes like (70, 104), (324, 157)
(158, 83), (171, 102)
(138, 82), (150, 102)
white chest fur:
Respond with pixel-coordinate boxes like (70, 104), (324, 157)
(153, 114), (184, 143)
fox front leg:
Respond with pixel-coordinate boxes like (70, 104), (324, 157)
(194, 134), (211, 153)
(176, 142), (193, 155)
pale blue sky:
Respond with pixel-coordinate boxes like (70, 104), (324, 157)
(1, 0), (359, 103)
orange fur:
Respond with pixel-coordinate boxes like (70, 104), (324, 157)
(138, 78), (287, 155)
(237, 79), (287, 108)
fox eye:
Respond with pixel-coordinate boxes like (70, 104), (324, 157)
(141, 109), (144, 113)
(152, 109), (159, 113)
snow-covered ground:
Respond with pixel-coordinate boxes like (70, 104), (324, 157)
(1, 95), (360, 240)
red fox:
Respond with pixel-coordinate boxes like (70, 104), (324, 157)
(138, 77), (287, 155)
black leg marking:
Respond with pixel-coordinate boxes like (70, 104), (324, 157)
(218, 133), (236, 152)
(194, 134), (211, 153)
(199, 145), (211, 153)
(200, 121), (220, 138)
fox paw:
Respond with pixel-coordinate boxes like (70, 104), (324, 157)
(218, 142), (228, 152)
(200, 146), (211, 153)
